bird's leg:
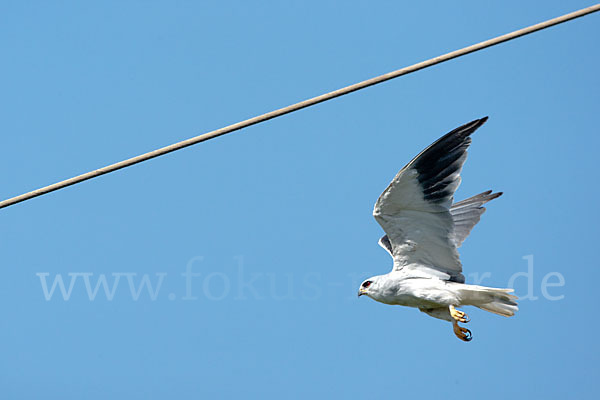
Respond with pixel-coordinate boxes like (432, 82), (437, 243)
(452, 320), (472, 342)
(449, 305), (472, 342)
(449, 305), (470, 323)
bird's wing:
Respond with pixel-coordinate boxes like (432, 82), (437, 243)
(378, 190), (502, 256)
(450, 190), (502, 247)
(373, 117), (488, 282)
(378, 235), (393, 256)
(377, 191), (501, 256)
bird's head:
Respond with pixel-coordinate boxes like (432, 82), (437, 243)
(357, 276), (382, 299)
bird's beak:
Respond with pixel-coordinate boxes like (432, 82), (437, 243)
(358, 289), (366, 297)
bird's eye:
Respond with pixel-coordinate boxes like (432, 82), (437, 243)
(362, 281), (372, 288)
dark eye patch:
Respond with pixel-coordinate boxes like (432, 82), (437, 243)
(362, 281), (372, 288)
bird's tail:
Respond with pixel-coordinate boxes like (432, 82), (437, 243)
(458, 285), (518, 317)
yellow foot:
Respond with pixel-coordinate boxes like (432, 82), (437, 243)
(453, 321), (472, 342)
(449, 305), (470, 323)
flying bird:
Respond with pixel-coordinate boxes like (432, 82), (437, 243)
(358, 117), (517, 341)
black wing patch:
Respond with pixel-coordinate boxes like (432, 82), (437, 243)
(378, 235), (393, 256)
(413, 117), (488, 203)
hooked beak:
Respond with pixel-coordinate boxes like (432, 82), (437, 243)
(358, 288), (366, 297)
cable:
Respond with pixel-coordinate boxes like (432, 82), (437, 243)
(1, 3), (599, 210)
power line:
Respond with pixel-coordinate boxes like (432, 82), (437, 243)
(2, 3), (599, 210)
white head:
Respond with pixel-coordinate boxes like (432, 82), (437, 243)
(357, 275), (384, 299)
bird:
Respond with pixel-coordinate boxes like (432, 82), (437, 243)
(358, 117), (517, 342)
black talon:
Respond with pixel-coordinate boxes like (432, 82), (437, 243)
(464, 328), (472, 341)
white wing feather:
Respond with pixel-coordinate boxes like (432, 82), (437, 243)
(377, 190), (502, 255)
(450, 190), (502, 247)
(373, 118), (490, 283)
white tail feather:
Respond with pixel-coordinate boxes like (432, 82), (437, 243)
(458, 285), (518, 317)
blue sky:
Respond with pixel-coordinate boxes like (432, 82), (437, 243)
(1, 1), (599, 398)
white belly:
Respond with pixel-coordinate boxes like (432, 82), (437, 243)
(373, 278), (460, 308)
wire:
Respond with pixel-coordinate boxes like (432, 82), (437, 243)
(1, 3), (599, 210)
